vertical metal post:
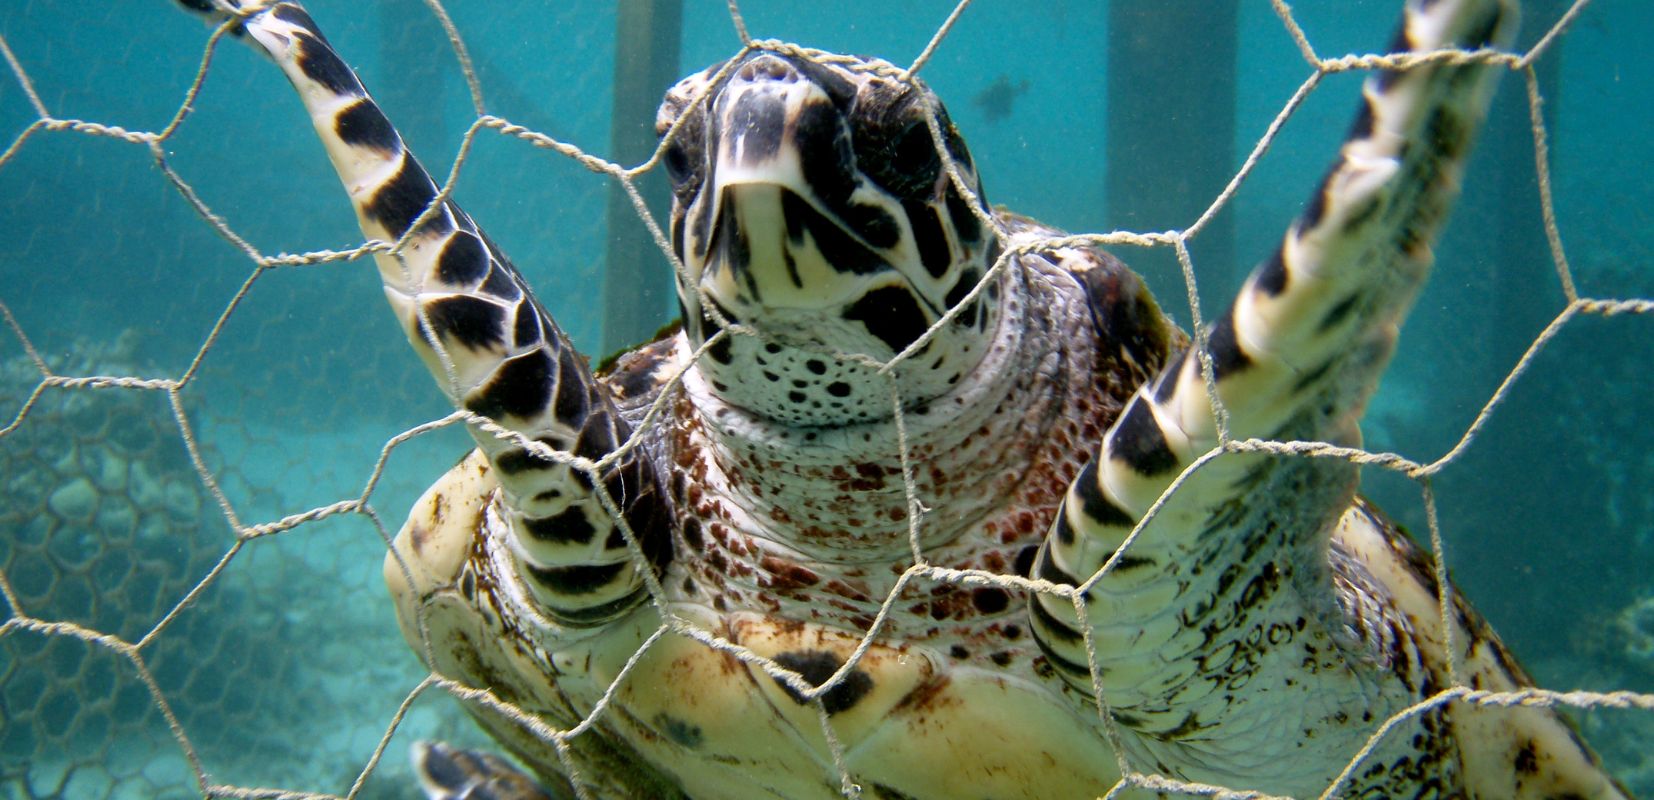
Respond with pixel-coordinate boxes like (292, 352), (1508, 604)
(602, 0), (684, 357)
(379, 0), (451, 158)
(1489, 0), (1566, 357)
(1104, 0), (1239, 281)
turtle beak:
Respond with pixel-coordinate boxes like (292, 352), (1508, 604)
(713, 54), (818, 194)
(694, 52), (894, 313)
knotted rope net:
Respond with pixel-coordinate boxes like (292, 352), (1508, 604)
(0, 1), (1649, 797)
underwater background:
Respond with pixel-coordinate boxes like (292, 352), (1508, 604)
(0, 0), (1649, 797)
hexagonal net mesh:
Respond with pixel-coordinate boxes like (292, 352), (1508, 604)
(0, 1), (1651, 798)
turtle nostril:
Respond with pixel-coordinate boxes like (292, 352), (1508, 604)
(737, 55), (796, 84)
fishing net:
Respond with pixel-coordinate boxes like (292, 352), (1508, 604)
(0, 0), (1650, 798)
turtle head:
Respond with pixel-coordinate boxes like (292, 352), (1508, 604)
(657, 49), (1000, 427)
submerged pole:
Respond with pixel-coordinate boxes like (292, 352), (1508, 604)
(380, 0), (451, 158)
(1489, 0), (1565, 356)
(602, 0), (684, 357)
(1104, 0), (1239, 282)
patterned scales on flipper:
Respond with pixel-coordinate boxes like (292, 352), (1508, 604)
(174, 1), (1633, 798)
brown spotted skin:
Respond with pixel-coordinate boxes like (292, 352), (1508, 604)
(179, 0), (1633, 798)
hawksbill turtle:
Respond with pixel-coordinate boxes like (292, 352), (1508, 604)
(175, 0), (1633, 797)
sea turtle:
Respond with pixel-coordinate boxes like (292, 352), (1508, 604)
(174, 0), (1633, 798)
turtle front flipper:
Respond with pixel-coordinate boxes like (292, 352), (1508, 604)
(176, 1), (671, 628)
(1028, 0), (1571, 794)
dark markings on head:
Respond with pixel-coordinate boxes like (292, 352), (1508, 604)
(1256, 247), (1289, 297)
(943, 183), (981, 245)
(1075, 459), (1135, 528)
(524, 559), (629, 596)
(437, 231), (489, 285)
(781, 248), (803, 289)
(843, 203), (900, 250)
(826, 381), (851, 397)
(844, 285), (930, 355)
(794, 100), (858, 204)
(292, 31), (361, 98)
(714, 201), (758, 300)
(943, 267), (982, 316)
(1110, 397), (1179, 476)
(365, 155), (437, 240)
(521, 506), (598, 546)
(464, 348), (553, 422)
(334, 99), (398, 154)
(854, 118), (938, 201)
(704, 300), (736, 364)
(670, 213), (687, 265)
(728, 92), (787, 166)
(781, 190), (888, 275)
(423, 295), (504, 352)
(690, 182), (716, 260)
(789, 56), (858, 112)
(905, 200), (952, 278)
(1206, 307), (1253, 380)
(769, 650), (873, 715)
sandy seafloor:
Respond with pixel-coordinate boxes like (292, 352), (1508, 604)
(1, 1), (1651, 797)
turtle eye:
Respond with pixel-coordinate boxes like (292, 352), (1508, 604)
(664, 142), (692, 186)
(892, 121), (939, 173)
(859, 119), (941, 200)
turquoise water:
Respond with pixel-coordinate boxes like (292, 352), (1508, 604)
(0, 1), (1649, 797)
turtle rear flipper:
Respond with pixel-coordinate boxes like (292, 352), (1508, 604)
(1024, 0), (1620, 795)
(175, 0), (672, 628)
(413, 741), (559, 800)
